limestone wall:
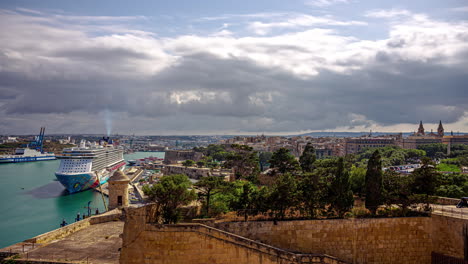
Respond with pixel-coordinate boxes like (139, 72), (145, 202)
(432, 214), (466, 259)
(215, 217), (433, 264)
(120, 206), (347, 264)
(435, 197), (459, 206)
(24, 209), (121, 244)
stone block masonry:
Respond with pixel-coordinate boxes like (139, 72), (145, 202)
(120, 206), (348, 264)
(432, 214), (466, 259)
(215, 217), (433, 264)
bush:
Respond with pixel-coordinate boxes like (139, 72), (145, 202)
(349, 207), (371, 218)
(437, 163), (461, 172)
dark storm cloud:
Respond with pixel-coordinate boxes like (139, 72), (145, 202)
(0, 9), (468, 134)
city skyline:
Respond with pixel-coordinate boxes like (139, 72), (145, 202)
(0, 0), (467, 135)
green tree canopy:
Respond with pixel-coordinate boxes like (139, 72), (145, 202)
(143, 174), (196, 224)
(182, 159), (195, 167)
(349, 165), (366, 198)
(224, 144), (260, 181)
(297, 172), (326, 218)
(196, 160), (206, 168)
(412, 157), (438, 196)
(194, 176), (226, 216)
(417, 143), (447, 158)
(382, 170), (415, 215)
(365, 150), (383, 214)
(299, 143), (316, 173)
(329, 157), (354, 217)
(269, 173), (298, 220)
(259, 151), (273, 171)
(269, 148), (300, 174)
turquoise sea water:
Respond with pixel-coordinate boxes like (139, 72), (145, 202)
(0, 151), (164, 249)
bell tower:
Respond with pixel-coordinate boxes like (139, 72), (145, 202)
(417, 121), (425, 135)
(437, 120), (444, 137)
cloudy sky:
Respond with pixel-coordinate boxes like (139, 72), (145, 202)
(0, 0), (467, 135)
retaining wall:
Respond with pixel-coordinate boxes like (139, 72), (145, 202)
(215, 217), (433, 264)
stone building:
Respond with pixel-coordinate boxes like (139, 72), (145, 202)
(402, 121), (444, 149)
(108, 170), (130, 210)
(344, 135), (401, 155)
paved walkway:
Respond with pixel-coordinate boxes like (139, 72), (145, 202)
(16, 221), (124, 264)
(432, 205), (468, 219)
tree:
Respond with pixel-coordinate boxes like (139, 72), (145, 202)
(194, 176), (225, 216)
(269, 173), (298, 220)
(417, 144), (447, 159)
(299, 143), (316, 173)
(182, 159), (195, 167)
(269, 148), (300, 174)
(412, 157), (439, 197)
(297, 172), (326, 218)
(143, 174), (197, 224)
(349, 166), (366, 198)
(329, 158), (354, 217)
(231, 181), (258, 221)
(382, 170), (414, 215)
(224, 144), (260, 180)
(196, 160), (206, 168)
(259, 152), (273, 171)
(365, 150), (383, 214)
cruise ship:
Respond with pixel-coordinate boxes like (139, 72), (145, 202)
(55, 137), (125, 193)
(0, 148), (56, 163)
(0, 127), (56, 163)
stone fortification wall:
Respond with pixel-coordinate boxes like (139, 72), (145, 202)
(432, 214), (466, 259)
(215, 217), (433, 264)
(163, 150), (203, 164)
(435, 197), (459, 206)
(23, 209), (121, 244)
(120, 206), (347, 264)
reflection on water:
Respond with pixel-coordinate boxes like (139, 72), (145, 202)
(0, 152), (164, 249)
(25, 181), (68, 198)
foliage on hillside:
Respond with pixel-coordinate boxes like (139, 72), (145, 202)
(355, 146), (425, 167)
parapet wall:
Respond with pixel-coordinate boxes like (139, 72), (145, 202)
(215, 217), (433, 264)
(120, 206), (347, 264)
(432, 214), (466, 259)
(435, 197), (459, 206)
(23, 209), (121, 245)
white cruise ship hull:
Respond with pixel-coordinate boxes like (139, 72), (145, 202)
(55, 161), (126, 193)
(0, 155), (56, 163)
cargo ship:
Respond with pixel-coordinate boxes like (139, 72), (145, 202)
(55, 137), (125, 193)
(0, 127), (55, 163)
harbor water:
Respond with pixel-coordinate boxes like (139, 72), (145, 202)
(0, 151), (164, 249)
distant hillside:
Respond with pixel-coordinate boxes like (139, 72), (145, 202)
(294, 132), (413, 138)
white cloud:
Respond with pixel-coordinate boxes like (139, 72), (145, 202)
(247, 14), (367, 35)
(365, 9), (411, 18)
(305, 0), (350, 7)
